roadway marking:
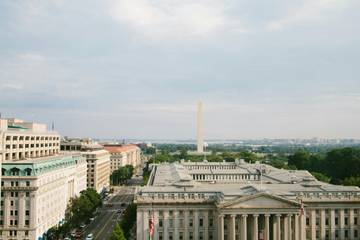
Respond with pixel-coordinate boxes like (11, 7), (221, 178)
(94, 211), (116, 240)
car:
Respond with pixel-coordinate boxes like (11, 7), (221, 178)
(89, 217), (95, 221)
(116, 209), (122, 214)
(64, 238), (70, 240)
(80, 223), (86, 228)
(85, 233), (94, 240)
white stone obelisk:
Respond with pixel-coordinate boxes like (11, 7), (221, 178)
(197, 101), (204, 153)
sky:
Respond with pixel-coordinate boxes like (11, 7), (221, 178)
(0, 0), (360, 139)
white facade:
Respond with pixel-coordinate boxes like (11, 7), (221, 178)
(136, 161), (360, 240)
(0, 119), (60, 161)
(0, 118), (87, 240)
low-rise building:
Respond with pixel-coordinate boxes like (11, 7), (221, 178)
(103, 144), (142, 173)
(136, 160), (360, 240)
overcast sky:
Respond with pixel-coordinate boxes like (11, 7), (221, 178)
(0, 0), (359, 139)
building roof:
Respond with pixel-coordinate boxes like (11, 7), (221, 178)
(138, 162), (360, 202)
(103, 144), (140, 153)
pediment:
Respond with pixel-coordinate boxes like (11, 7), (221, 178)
(219, 192), (300, 209)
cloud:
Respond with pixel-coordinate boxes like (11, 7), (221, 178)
(0, 83), (24, 90)
(108, 0), (239, 40)
(266, 0), (351, 31)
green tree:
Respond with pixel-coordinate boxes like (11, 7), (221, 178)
(288, 150), (311, 169)
(120, 203), (137, 239)
(109, 223), (126, 240)
(341, 176), (360, 187)
(311, 172), (331, 183)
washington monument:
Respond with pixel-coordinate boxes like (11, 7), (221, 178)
(197, 101), (204, 153)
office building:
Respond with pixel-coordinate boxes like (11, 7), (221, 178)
(103, 144), (141, 173)
(135, 160), (360, 240)
(0, 118), (87, 240)
(61, 138), (110, 193)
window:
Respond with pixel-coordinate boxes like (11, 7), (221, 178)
(199, 218), (203, 227)
(159, 219), (163, 227)
(335, 217), (338, 225)
(345, 230), (348, 238)
(26, 192), (30, 197)
(306, 217), (310, 226)
(355, 217), (358, 225)
(26, 210), (30, 216)
(26, 181), (30, 187)
(345, 217), (348, 225)
(25, 220), (30, 226)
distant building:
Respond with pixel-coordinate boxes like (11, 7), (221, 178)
(136, 160), (360, 240)
(0, 118), (87, 240)
(61, 138), (110, 193)
(103, 144), (142, 172)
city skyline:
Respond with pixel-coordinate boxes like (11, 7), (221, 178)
(1, 0), (360, 139)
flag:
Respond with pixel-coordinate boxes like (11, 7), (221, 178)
(149, 213), (154, 238)
(300, 199), (305, 216)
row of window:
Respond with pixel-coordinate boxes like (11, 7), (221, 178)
(0, 230), (29, 237)
(6, 135), (59, 141)
(311, 228), (359, 239)
(306, 216), (359, 227)
(6, 143), (59, 149)
(158, 230), (214, 240)
(1, 180), (31, 187)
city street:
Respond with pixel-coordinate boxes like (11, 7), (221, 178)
(83, 187), (135, 240)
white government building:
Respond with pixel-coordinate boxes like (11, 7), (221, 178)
(135, 160), (360, 240)
(0, 118), (87, 240)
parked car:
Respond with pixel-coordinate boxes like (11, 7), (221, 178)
(85, 233), (93, 240)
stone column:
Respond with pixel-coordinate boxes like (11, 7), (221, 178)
(276, 214), (281, 240)
(136, 210), (143, 240)
(310, 210), (316, 240)
(153, 211), (159, 240)
(320, 209), (326, 240)
(174, 210), (179, 240)
(242, 214), (248, 240)
(218, 214), (225, 240)
(273, 215), (277, 240)
(299, 212), (306, 240)
(339, 209), (345, 239)
(29, 192), (37, 228)
(204, 210), (209, 240)
(286, 214), (292, 240)
(330, 209), (335, 239)
(230, 215), (236, 240)
(18, 192), (25, 228)
(265, 214), (270, 240)
(163, 210), (169, 240)
(253, 214), (259, 240)
(3, 192), (10, 228)
(143, 211), (149, 240)
(184, 210), (189, 240)
(349, 209), (354, 239)
(294, 215), (299, 240)
(194, 210), (199, 240)
(284, 215), (289, 240)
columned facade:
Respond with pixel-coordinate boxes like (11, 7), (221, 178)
(136, 162), (360, 240)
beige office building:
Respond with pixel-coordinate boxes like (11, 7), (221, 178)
(0, 118), (87, 240)
(0, 118), (60, 161)
(103, 144), (142, 173)
(61, 138), (111, 193)
(81, 150), (110, 193)
(135, 160), (360, 240)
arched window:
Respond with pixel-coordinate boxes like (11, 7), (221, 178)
(1, 168), (6, 176)
(11, 167), (20, 176)
(24, 168), (32, 176)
